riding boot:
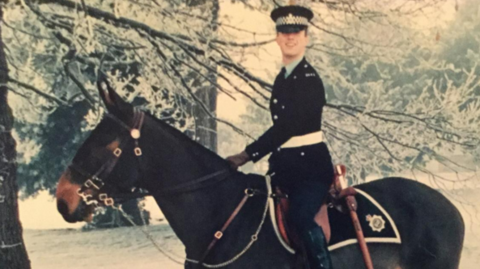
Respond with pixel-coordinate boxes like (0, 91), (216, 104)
(303, 226), (333, 269)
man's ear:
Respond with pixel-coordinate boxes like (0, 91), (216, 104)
(97, 76), (133, 121)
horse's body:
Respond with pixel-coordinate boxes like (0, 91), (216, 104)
(55, 82), (464, 269)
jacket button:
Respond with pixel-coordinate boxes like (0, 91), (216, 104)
(282, 105), (285, 109)
(304, 64), (308, 68)
(301, 152), (305, 156)
(273, 99), (278, 104)
(293, 76), (297, 79)
(273, 115), (278, 120)
(277, 147), (281, 152)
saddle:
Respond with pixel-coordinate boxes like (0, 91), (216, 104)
(273, 164), (356, 247)
(273, 164), (382, 269)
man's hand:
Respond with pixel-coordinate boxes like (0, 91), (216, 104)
(226, 151), (250, 170)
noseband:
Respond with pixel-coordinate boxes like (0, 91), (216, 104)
(69, 108), (146, 207)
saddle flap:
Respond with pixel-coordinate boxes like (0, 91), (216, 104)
(274, 187), (291, 245)
(274, 192), (332, 247)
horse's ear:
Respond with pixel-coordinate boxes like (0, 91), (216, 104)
(97, 76), (133, 119)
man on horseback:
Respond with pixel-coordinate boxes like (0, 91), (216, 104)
(226, 3), (334, 269)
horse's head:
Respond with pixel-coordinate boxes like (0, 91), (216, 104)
(56, 79), (144, 223)
(56, 76), (232, 223)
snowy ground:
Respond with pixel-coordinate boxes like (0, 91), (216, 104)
(23, 220), (480, 269)
(24, 192), (480, 269)
(24, 224), (185, 269)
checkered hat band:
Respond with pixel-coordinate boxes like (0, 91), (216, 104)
(276, 15), (309, 26)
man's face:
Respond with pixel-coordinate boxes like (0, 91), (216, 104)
(276, 30), (308, 60)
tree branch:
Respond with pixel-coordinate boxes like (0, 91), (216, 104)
(6, 78), (67, 105)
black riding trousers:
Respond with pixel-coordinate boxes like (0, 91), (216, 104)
(269, 142), (334, 233)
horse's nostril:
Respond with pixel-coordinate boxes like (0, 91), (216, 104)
(57, 199), (70, 216)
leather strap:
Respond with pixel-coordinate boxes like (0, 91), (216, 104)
(335, 164), (374, 269)
(196, 190), (252, 267)
(346, 195), (374, 269)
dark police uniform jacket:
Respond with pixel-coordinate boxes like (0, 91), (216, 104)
(245, 57), (333, 190)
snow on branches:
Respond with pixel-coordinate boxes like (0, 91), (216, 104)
(2, 0), (478, 193)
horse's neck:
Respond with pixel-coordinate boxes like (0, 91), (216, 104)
(141, 116), (236, 248)
(140, 117), (281, 261)
(142, 116), (229, 189)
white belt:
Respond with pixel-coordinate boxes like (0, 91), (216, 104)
(281, 131), (324, 148)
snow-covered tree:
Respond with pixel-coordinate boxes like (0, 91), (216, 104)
(316, 0), (480, 190)
(1, 0), (479, 232)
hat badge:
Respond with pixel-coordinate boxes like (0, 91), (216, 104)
(285, 13), (295, 24)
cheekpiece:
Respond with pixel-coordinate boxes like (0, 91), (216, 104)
(271, 5), (314, 33)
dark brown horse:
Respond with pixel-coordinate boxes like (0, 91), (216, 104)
(55, 80), (464, 269)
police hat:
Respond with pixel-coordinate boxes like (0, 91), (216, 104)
(271, 5), (314, 33)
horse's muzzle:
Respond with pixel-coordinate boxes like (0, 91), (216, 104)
(57, 199), (84, 223)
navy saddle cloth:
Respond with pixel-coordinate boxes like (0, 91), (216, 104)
(327, 188), (401, 251)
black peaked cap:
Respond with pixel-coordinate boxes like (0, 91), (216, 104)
(271, 5), (314, 33)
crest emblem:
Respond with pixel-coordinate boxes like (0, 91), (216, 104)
(366, 214), (385, 232)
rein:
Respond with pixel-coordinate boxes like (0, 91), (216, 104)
(116, 183), (271, 269)
(155, 169), (231, 195)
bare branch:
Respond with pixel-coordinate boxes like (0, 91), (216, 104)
(6, 78), (67, 105)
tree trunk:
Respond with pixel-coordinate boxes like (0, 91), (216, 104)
(0, 8), (31, 269)
(194, 78), (218, 152)
(192, 0), (219, 152)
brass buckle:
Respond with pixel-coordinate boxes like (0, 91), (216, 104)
(214, 231), (223, 239)
(99, 193), (114, 206)
(104, 197), (114, 206)
(84, 179), (93, 188)
(77, 189), (97, 205)
(85, 179), (100, 190)
(245, 188), (255, 197)
(113, 148), (122, 157)
(134, 147), (142, 156)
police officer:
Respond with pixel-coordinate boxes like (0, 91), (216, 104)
(226, 4), (334, 269)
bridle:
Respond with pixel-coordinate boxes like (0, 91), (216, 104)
(69, 108), (146, 207)
(68, 108), (233, 206)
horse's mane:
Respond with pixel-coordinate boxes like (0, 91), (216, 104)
(145, 112), (231, 165)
